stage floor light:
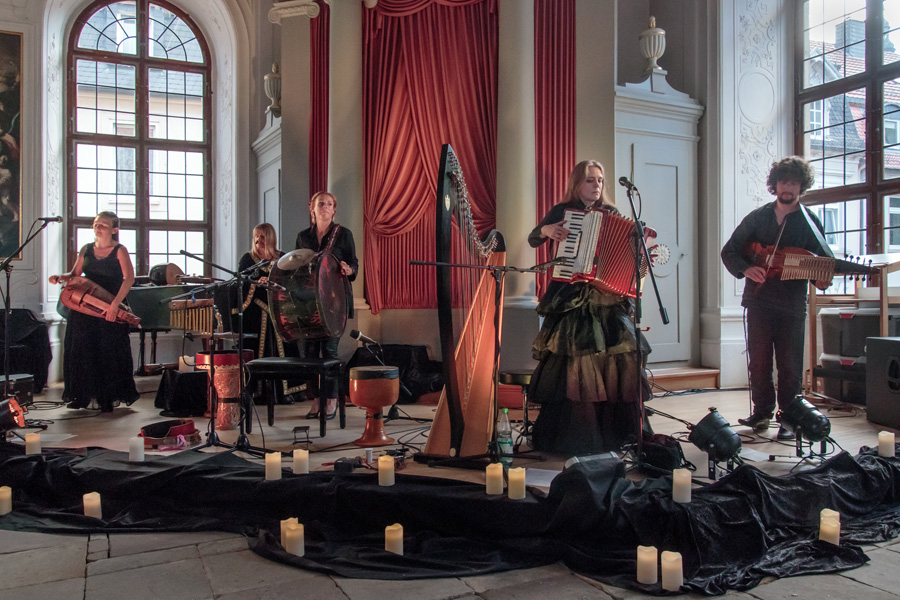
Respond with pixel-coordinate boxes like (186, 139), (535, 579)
(688, 407), (742, 463)
(777, 396), (831, 443)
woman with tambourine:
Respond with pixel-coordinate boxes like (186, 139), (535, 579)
(49, 211), (139, 412)
(295, 191), (358, 420)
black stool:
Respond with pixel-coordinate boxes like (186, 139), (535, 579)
(245, 357), (346, 438)
(499, 370), (535, 437)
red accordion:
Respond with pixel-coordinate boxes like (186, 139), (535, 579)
(550, 207), (652, 297)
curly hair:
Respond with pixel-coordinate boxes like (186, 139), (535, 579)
(766, 156), (815, 195)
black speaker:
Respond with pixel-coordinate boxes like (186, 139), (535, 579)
(866, 337), (900, 429)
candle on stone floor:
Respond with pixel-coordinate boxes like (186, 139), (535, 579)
(661, 551), (683, 591)
(378, 455), (394, 486)
(293, 448), (309, 474)
(128, 437), (144, 462)
(507, 467), (526, 499)
(83, 492), (102, 519)
(636, 545), (658, 584)
(280, 517), (298, 542)
(878, 431), (895, 458)
(819, 516), (840, 545)
(485, 462), (503, 495)
(265, 452), (282, 480)
(672, 468), (691, 503)
(24, 433), (40, 455)
(385, 523), (403, 555)
(0, 486), (10, 515)
(284, 523), (305, 557)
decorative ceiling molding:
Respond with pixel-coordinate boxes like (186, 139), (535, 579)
(268, 0), (320, 24)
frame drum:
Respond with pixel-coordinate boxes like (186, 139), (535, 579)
(268, 249), (347, 341)
(349, 366), (400, 446)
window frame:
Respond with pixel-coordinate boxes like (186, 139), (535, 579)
(66, 0), (213, 276)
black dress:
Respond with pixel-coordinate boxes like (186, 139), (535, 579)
(63, 244), (139, 411)
(527, 202), (650, 455)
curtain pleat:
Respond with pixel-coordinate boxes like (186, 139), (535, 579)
(534, 0), (576, 299)
(310, 1), (330, 200)
(362, 0), (498, 313)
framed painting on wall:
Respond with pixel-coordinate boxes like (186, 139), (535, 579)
(0, 31), (20, 260)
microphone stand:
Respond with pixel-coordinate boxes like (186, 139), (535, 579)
(621, 183), (669, 471)
(172, 249), (269, 458)
(1, 220), (54, 406)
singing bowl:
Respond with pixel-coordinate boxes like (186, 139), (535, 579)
(268, 249), (347, 341)
(349, 366), (400, 446)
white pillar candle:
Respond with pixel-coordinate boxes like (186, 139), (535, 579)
(878, 431), (896, 458)
(24, 433), (40, 455)
(280, 517), (298, 542)
(385, 523), (403, 555)
(820, 508), (840, 524)
(661, 551), (683, 591)
(378, 455), (395, 486)
(636, 545), (658, 584)
(0, 486), (11, 515)
(128, 437), (144, 462)
(672, 468), (691, 503)
(507, 467), (526, 500)
(284, 523), (305, 557)
(485, 462), (503, 495)
(293, 449), (309, 474)
(819, 516), (840, 545)
(265, 452), (282, 480)
(83, 492), (102, 519)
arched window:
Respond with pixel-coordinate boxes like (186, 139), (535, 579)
(67, 0), (212, 275)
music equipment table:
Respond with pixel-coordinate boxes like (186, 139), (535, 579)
(126, 284), (200, 374)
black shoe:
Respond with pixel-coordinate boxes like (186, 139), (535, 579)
(776, 426), (796, 441)
(737, 412), (772, 432)
(325, 410), (336, 421)
(305, 411), (320, 420)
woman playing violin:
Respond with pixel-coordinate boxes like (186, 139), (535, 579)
(721, 156), (832, 439)
(49, 211), (139, 411)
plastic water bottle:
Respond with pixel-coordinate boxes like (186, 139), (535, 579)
(497, 408), (513, 467)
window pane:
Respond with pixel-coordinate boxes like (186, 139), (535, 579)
(74, 143), (136, 218)
(803, 0), (867, 89)
(148, 3), (204, 64)
(810, 198), (867, 295)
(148, 229), (205, 274)
(75, 60), (135, 136)
(804, 88), (866, 190)
(884, 0), (900, 65)
(148, 69), (204, 141)
(77, 1), (137, 55)
(885, 81), (900, 179)
(148, 149), (205, 221)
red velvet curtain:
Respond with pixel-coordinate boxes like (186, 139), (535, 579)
(534, 0), (576, 299)
(309, 1), (330, 199)
(362, 0), (498, 314)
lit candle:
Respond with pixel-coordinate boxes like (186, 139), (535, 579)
(508, 467), (526, 500)
(636, 545), (658, 584)
(661, 551), (683, 591)
(878, 431), (896, 458)
(83, 492), (102, 519)
(0, 486), (10, 515)
(820, 508), (840, 524)
(672, 468), (691, 503)
(378, 455), (395, 486)
(385, 523), (403, 555)
(128, 437), (144, 462)
(284, 523), (305, 557)
(24, 433), (40, 455)
(819, 516), (840, 545)
(293, 449), (309, 474)
(265, 452), (282, 480)
(485, 462), (503, 495)
(280, 517), (298, 542)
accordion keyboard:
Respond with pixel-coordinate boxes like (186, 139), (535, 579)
(552, 209), (602, 280)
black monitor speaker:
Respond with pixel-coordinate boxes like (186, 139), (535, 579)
(865, 337), (900, 430)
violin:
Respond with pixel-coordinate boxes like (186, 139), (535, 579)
(58, 276), (141, 327)
(744, 242), (878, 281)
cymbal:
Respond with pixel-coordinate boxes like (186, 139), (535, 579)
(276, 249), (316, 270)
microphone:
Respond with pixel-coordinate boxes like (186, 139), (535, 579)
(39, 216), (63, 223)
(618, 176), (636, 190)
(350, 329), (379, 346)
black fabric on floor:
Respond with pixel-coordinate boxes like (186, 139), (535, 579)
(0, 443), (898, 595)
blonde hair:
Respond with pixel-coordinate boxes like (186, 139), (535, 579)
(561, 160), (613, 207)
(308, 191), (338, 225)
(250, 223), (278, 261)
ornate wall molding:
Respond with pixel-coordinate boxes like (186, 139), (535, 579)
(269, 0), (319, 24)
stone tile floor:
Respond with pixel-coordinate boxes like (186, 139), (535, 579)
(1, 382), (900, 599)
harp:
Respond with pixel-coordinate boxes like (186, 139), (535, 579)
(422, 144), (506, 459)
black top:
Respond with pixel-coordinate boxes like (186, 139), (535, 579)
(296, 222), (358, 318)
(721, 202), (832, 316)
(80, 243), (125, 296)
